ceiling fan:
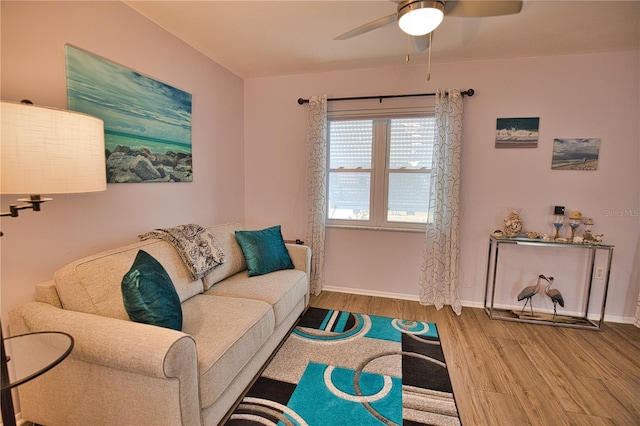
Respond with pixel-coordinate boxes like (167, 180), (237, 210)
(335, 0), (523, 52)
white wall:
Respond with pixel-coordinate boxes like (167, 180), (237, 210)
(1, 2), (245, 325)
(244, 51), (640, 321)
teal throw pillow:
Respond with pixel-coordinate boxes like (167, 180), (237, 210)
(235, 225), (294, 277)
(121, 250), (183, 331)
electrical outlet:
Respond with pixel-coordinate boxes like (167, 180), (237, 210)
(595, 267), (605, 279)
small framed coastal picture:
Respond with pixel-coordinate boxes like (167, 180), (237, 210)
(551, 138), (601, 170)
(65, 44), (193, 183)
(495, 117), (540, 148)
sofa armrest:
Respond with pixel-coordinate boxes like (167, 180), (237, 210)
(9, 302), (201, 425)
(286, 244), (312, 303)
(35, 280), (63, 309)
(286, 243), (311, 274)
(9, 302), (196, 379)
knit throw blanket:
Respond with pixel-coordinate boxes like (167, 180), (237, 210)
(139, 224), (225, 280)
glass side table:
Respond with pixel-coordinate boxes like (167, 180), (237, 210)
(1, 330), (74, 426)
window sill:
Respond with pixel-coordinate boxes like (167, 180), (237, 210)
(326, 224), (425, 233)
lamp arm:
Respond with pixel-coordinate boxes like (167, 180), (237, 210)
(0, 195), (51, 217)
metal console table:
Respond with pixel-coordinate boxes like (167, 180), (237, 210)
(483, 236), (614, 330)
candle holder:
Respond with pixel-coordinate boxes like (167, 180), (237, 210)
(569, 210), (582, 242)
(552, 206), (565, 240)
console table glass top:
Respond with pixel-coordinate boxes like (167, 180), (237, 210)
(2, 331), (74, 390)
(491, 235), (614, 248)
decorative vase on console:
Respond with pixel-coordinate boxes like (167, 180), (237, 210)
(583, 217), (595, 242)
(503, 209), (523, 237)
(568, 210), (582, 242)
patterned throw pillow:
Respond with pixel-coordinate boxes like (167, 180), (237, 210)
(235, 225), (294, 277)
(121, 250), (182, 331)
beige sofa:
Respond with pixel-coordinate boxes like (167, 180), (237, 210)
(9, 222), (311, 426)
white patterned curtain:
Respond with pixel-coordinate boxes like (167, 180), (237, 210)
(419, 89), (463, 315)
(306, 95), (327, 295)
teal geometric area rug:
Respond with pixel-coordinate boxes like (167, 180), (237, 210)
(225, 307), (460, 426)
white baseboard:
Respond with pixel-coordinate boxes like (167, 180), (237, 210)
(602, 314), (637, 324)
(0, 412), (30, 426)
(322, 285), (421, 302)
(320, 285), (635, 324)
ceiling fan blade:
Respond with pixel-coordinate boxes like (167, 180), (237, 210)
(334, 13), (398, 40)
(411, 34), (430, 52)
(444, 0), (523, 17)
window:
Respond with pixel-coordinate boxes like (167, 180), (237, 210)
(327, 111), (435, 230)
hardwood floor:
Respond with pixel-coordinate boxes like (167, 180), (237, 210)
(309, 291), (640, 426)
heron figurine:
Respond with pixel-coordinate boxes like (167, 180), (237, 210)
(517, 274), (545, 316)
(543, 275), (565, 319)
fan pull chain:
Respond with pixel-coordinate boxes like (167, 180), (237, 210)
(427, 32), (432, 81)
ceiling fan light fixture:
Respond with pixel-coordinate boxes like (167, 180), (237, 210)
(398, 0), (445, 36)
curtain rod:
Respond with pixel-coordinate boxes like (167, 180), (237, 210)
(297, 89), (474, 105)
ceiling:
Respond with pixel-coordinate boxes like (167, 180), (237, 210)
(124, 0), (640, 79)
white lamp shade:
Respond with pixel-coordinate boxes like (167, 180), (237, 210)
(1, 101), (107, 195)
(398, 1), (445, 36)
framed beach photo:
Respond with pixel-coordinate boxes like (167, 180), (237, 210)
(495, 117), (540, 148)
(65, 45), (193, 183)
(551, 138), (601, 170)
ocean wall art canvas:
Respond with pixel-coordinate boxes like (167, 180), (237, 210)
(495, 117), (540, 148)
(551, 138), (601, 170)
(65, 45), (192, 183)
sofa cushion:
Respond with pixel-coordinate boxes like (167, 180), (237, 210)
(202, 222), (247, 290)
(234, 225), (294, 277)
(181, 294), (274, 409)
(203, 269), (307, 327)
(121, 250), (183, 331)
(55, 239), (203, 320)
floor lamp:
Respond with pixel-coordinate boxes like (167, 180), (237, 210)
(1, 100), (106, 426)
